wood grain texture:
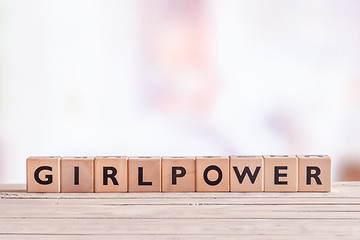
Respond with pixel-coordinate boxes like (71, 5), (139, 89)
(264, 155), (298, 192)
(230, 155), (264, 192)
(128, 156), (161, 192)
(60, 157), (94, 193)
(94, 156), (128, 193)
(1, 182), (360, 239)
(26, 156), (61, 193)
(161, 156), (195, 192)
(298, 155), (331, 192)
(196, 156), (229, 192)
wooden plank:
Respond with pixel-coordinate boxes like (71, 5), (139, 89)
(0, 183), (360, 239)
(1, 199), (360, 211)
(2, 196), (360, 204)
(0, 184), (26, 192)
(0, 204), (359, 219)
(2, 198), (360, 206)
(0, 219), (359, 235)
(2, 182), (360, 199)
(2, 235), (360, 240)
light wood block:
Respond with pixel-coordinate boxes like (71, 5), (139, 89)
(298, 155), (331, 192)
(230, 155), (264, 192)
(196, 156), (229, 192)
(264, 155), (298, 192)
(60, 157), (94, 193)
(94, 156), (128, 193)
(128, 156), (161, 192)
(26, 156), (61, 193)
(162, 156), (195, 192)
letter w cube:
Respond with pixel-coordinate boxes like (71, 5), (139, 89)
(230, 155), (264, 192)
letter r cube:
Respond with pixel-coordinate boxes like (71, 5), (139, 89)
(298, 155), (331, 192)
(94, 156), (128, 192)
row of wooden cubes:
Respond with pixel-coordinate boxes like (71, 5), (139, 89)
(26, 155), (331, 193)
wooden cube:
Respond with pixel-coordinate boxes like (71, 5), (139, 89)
(298, 155), (331, 192)
(94, 156), (128, 193)
(196, 156), (229, 192)
(230, 155), (264, 192)
(162, 156), (195, 192)
(26, 156), (61, 193)
(60, 157), (94, 193)
(128, 156), (161, 192)
(264, 155), (298, 192)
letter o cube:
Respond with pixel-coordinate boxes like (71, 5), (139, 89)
(196, 156), (229, 192)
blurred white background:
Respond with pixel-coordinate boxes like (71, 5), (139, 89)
(1, 0), (360, 183)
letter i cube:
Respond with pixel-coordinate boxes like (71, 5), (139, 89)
(60, 157), (94, 193)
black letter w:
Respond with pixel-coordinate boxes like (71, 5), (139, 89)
(233, 166), (261, 184)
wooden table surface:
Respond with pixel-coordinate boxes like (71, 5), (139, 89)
(0, 182), (359, 239)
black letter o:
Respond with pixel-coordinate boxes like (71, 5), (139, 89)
(203, 165), (222, 186)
